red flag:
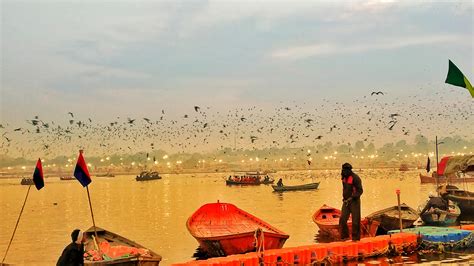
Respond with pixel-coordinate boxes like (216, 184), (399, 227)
(74, 150), (91, 187)
(32, 158), (44, 190)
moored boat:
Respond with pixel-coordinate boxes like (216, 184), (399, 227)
(136, 171), (161, 181)
(439, 185), (474, 220)
(420, 155), (474, 184)
(60, 176), (75, 180)
(186, 201), (289, 257)
(271, 182), (320, 192)
(419, 173), (474, 184)
(419, 201), (460, 226)
(312, 204), (379, 240)
(366, 204), (418, 233)
(83, 226), (162, 265)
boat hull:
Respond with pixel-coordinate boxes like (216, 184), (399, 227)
(420, 204), (460, 226)
(366, 204), (419, 233)
(225, 179), (274, 185)
(312, 205), (379, 240)
(271, 182), (319, 192)
(440, 187), (474, 220)
(196, 231), (287, 257)
(83, 226), (161, 265)
(187, 202), (288, 257)
(419, 173), (474, 184)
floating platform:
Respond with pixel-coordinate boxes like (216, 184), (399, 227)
(172, 232), (418, 265)
(389, 226), (472, 243)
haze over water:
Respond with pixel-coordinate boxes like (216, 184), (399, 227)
(1, 169), (472, 265)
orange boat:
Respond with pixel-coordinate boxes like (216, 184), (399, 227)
(312, 204), (379, 240)
(186, 201), (289, 257)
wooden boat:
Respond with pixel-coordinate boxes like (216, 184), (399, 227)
(399, 164), (409, 171)
(186, 201), (289, 257)
(366, 204), (419, 233)
(420, 201), (460, 226)
(83, 226), (162, 265)
(439, 185), (474, 219)
(20, 178), (34, 185)
(421, 155), (474, 184)
(96, 173), (115, 177)
(419, 173), (474, 184)
(60, 176), (75, 180)
(225, 172), (274, 185)
(136, 171), (161, 181)
(312, 204), (379, 240)
(271, 182), (320, 192)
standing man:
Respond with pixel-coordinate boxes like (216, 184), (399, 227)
(57, 229), (85, 266)
(339, 163), (363, 241)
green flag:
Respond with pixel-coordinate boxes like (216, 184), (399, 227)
(445, 60), (474, 98)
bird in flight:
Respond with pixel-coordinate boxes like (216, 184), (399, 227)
(68, 112), (74, 118)
(371, 91), (384, 96)
(194, 106), (200, 112)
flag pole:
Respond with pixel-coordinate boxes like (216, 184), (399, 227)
(2, 185), (32, 264)
(86, 186), (100, 242)
(79, 149), (101, 254)
(435, 136), (439, 196)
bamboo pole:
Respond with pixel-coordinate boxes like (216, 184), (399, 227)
(396, 189), (403, 232)
(2, 185), (32, 263)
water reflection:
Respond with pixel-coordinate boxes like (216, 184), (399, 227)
(0, 170), (473, 265)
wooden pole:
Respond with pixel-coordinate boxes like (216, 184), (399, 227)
(86, 186), (100, 246)
(396, 189), (403, 232)
(435, 136), (439, 196)
(2, 185), (32, 263)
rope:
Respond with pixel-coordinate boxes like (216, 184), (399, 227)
(2, 185), (32, 263)
(254, 228), (265, 264)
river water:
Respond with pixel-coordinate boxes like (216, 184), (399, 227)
(0, 169), (472, 265)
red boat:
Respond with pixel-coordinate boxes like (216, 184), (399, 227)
(312, 204), (379, 240)
(420, 156), (474, 183)
(186, 201), (289, 257)
(419, 173), (474, 184)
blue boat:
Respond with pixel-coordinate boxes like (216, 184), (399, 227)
(420, 202), (460, 226)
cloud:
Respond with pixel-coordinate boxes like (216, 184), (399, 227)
(270, 34), (467, 60)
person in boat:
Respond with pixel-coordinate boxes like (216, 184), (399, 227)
(57, 229), (85, 266)
(264, 175), (270, 182)
(339, 163), (363, 241)
(420, 192), (448, 216)
(277, 178), (283, 187)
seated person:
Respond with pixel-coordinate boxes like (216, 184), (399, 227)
(420, 192), (448, 216)
(276, 178), (283, 187)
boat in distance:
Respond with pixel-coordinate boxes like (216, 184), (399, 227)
(225, 172), (274, 185)
(83, 226), (162, 265)
(272, 182), (320, 192)
(136, 171), (161, 181)
(20, 178), (34, 185)
(186, 201), (289, 257)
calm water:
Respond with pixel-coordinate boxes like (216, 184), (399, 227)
(1, 169), (473, 265)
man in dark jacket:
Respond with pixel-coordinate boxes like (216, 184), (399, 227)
(57, 229), (85, 266)
(339, 163), (363, 241)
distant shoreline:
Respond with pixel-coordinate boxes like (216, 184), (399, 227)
(0, 166), (416, 179)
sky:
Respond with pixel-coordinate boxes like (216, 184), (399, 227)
(1, 0), (473, 156)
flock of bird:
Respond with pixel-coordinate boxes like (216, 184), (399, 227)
(1, 89), (473, 159)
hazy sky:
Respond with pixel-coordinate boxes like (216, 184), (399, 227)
(1, 0), (473, 156)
